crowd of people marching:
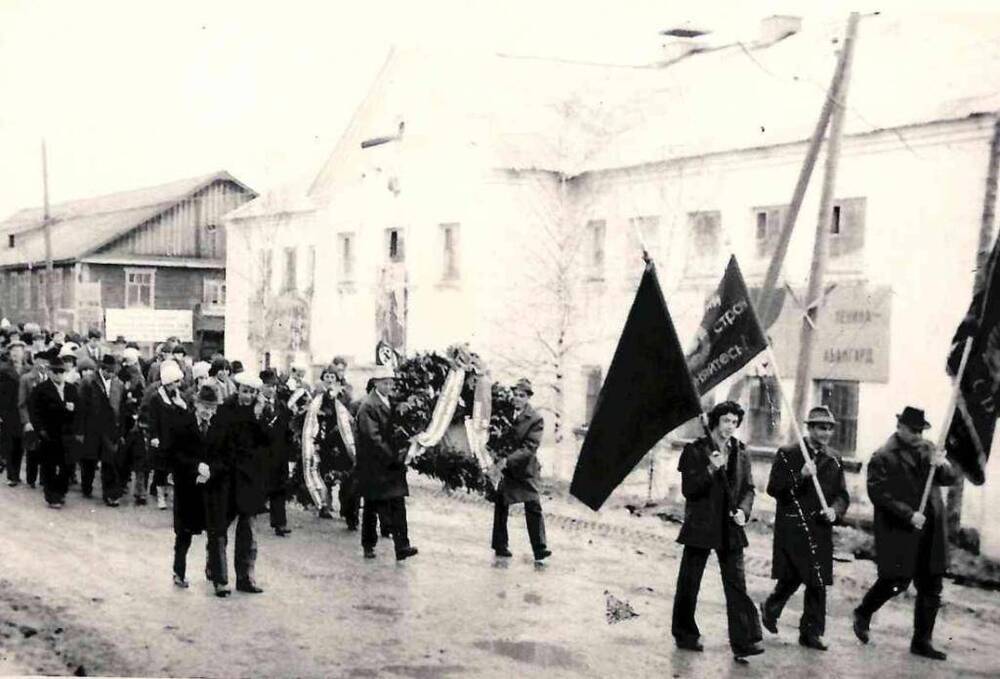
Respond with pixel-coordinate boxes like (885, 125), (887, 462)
(0, 320), (960, 663)
(0, 321), (548, 600)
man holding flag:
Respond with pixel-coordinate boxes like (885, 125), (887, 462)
(671, 401), (763, 659)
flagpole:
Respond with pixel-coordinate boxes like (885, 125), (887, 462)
(761, 346), (831, 512)
(918, 337), (973, 514)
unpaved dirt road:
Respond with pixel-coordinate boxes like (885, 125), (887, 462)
(0, 477), (998, 678)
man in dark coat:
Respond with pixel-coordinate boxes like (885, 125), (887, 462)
(355, 365), (417, 561)
(74, 354), (125, 505)
(28, 351), (78, 508)
(491, 378), (550, 561)
(760, 406), (850, 650)
(671, 401), (763, 660)
(853, 406), (958, 661)
(0, 340), (28, 486)
(165, 385), (221, 588)
(258, 369), (293, 536)
(203, 372), (269, 596)
(18, 348), (49, 489)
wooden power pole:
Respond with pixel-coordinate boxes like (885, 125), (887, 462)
(41, 140), (55, 330)
(791, 13), (861, 423)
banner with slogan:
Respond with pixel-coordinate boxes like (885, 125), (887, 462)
(685, 255), (769, 396)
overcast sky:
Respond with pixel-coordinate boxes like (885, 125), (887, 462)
(0, 0), (992, 221)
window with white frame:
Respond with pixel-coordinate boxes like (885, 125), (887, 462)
(125, 268), (155, 308)
(628, 216), (660, 259)
(753, 205), (788, 258)
(440, 223), (460, 281)
(386, 227), (405, 263)
(203, 278), (226, 314)
(283, 247), (297, 292)
(687, 211), (721, 273)
(586, 219), (606, 278)
(338, 233), (355, 280)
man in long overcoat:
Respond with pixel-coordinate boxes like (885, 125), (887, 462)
(761, 406), (850, 650)
(258, 369), (293, 536)
(671, 401), (763, 660)
(853, 406), (958, 661)
(18, 348), (49, 488)
(28, 351), (78, 507)
(491, 378), (550, 561)
(202, 372), (269, 596)
(0, 340), (27, 486)
(355, 365), (417, 561)
(165, 385), (222, 588)
(74, 354), (125, 504)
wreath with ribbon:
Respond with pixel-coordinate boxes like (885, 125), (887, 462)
(390, 344), (520, 496)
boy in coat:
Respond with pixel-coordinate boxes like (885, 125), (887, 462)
(355, 365), (417, 561)
(671, 401), (763, 660)
(760, 406), (850, 650)
(853, 406), (958, 660)
(491, 378), (550, 561)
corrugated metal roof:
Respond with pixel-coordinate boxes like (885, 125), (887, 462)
(0, 171), (252, 268)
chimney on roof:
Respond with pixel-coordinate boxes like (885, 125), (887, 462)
(758, 15), (801, 46)
(658, 26), (709, 65)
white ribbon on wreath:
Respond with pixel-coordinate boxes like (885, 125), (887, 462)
(301, 391), (357, 509)
(407, 368), (466, 461)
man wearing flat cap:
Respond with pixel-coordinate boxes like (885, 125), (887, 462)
(761, 406), (850, 651)
(491, 378), (550, 562)
(355, 365), (417, 561)
(27, 350), (78, 508)
(74, 353), (125, 505)
(853, 406), (959, 661)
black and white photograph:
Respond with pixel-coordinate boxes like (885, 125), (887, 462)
(1, 0), (1000, 676)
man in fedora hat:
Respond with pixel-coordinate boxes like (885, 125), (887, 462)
(671, 400), (763, 660)
(760, 406), (850, 651)
(74, 353), (125, 505)
(491, 377), (550, 562)
(0, 339), (28, 486)
(18, 345), (50, 489)
(165, 385), (222, 588)
(355, 364), (417, 561)
(28, 351), (78, 508)
(853, 406), (959, 660)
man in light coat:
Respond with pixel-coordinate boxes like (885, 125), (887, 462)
(74, 354), (125, 505)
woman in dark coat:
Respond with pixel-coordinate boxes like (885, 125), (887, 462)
(144, 360), (186, 510)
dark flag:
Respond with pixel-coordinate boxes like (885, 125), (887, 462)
(570, 263), (702, 511)
(686, 255), (769, 396)
(944, 242), (1000, 485)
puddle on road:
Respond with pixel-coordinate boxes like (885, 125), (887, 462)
(472, 640), (583, 670)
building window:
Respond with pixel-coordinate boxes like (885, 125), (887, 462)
(829, 197), (866, 258)
(50, 268), (63, 309)
(338, 233), (355, 280)
(125, 268), (155, 308)
(307, 246), (316, 292)
(815, 379), (859, 454)
(584, 366), (603, 424)
(440, 223), (460, 281)
(386, 227), (405, 262)
(586, 219), (606, 278)
(7, 235), (13, 248)
(203, 224), (219, 258)
(283, 247), (297, 292)
(687, 211), (721, 273)
(753, 205), (787, 258)
(203, 278), (226, 314)
(748, 375), (781, 446)
(258, 249), (273, 297)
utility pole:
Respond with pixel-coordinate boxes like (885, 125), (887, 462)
(41, 140), (55, 330)
(947, 114), (1000, 540)
(791, 12), (861, 423)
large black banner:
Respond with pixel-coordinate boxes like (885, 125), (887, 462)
(945, 241), (1000, 485)
(686, 255), (769, 396)
(570, 263), (702, 511)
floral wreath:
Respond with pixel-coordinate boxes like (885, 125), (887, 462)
(391, 343), (519, 496)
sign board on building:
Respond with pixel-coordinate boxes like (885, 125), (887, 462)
(77, 282), (102, 309)
(105, 309), (193, 342)
(766, 283), (891, 383)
